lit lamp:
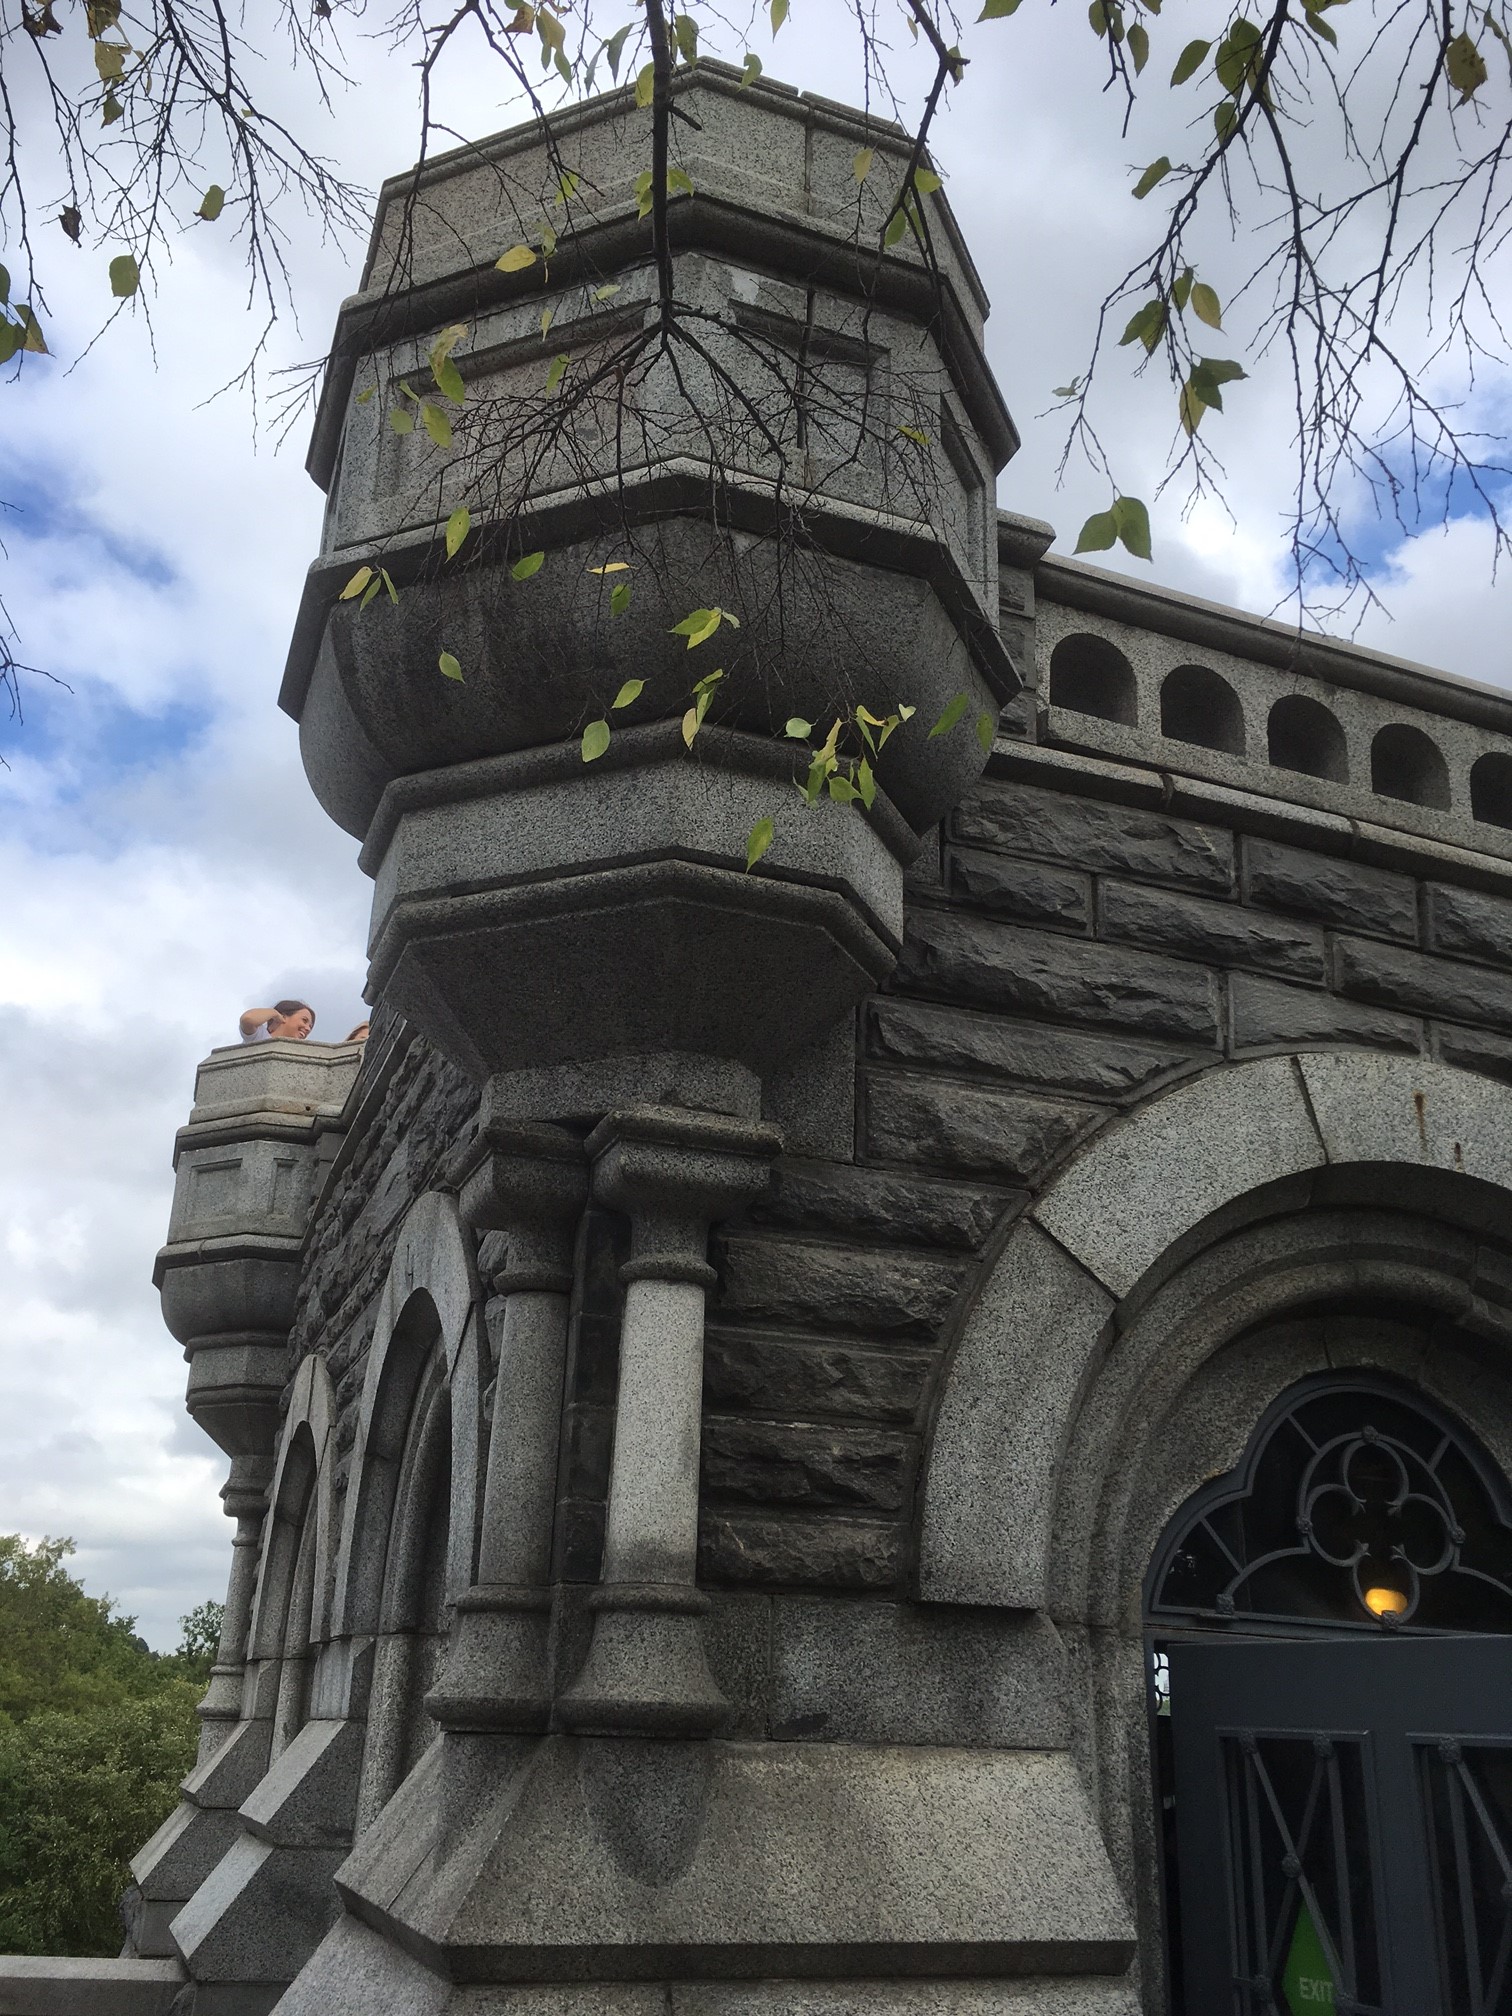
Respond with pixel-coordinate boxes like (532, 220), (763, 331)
(1364, 1584), (1410, 1620)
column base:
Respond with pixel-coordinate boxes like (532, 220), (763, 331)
(556, 1586), (729, 1737)
(425, 1585), (553, 1732)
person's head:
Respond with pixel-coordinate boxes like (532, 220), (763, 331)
(345, 1022), (370, 1044)
(270, 1000), (315, 1040)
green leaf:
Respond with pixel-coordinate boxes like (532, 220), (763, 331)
(682, 705), (702, 748)
(496, 243), (537, 272)
(975, 710), (997, 754)
(582, 718), (611, 761)
(1447, 29), (1488, 94)
(445, 506), (470, 559)
(672, 11), (698, 62)
(540, 223), (558, 257)
(540, 306), (554, 336)
(197, 184), (225, 222)
(691, 666), (726, 698)
(883, 207), (909, 248)
(978, 0), (1024, 16)
(1133, 156), (1172, 199)
(101, 91), (124, 125)
(1172, 266), (1193, 310)
(93, 38), (127, 79)
(856, 757), (876, 808)
(912, 166), (942, 195)
(0, 266), (9, 306)
(740, 49), (763, 84)
(85, 0), (119, 33)
(1112, 493), (1152, 560)
(611, 678), (644, 708)
(1215, 98), (1238, 140)
(828, 773), (859, 802)
(770, 0), (789, 30)
(434, 355), (465, 403)
(671, 606), (723, 648)
(897, 424), (931, 446)
(1074, 509), (1119, 553)
(853, 147), (874, 182)
(421, 400), (453, 449)
(512, 550), (546, 580)
(1052, 379), (1082, 398)
(1170, 35), (1210, 80)
(745, 815), (774, 870)
(339, 566), (374, 601)
(928, 692), (971, 738)
(381, 568), (399, 605)
(785, 716), (813, 739)
(1180, 378), (1206, 434)
(108, 253), (139, 298)
(388, 406), (414, 434)
(634, 60), (655, 106)
(593, 282), (621, 301)
(545, 352), (569, 393)
(610, 579), (632, 616)
(438, 650), (464, 681)
(1118, 298), (1168, 353)
(1305, 11), (1338, 44)
(605, 22), (631, 77)
(0, 320), (24, 368)
(1191, 282), (1223, 329)
(666, 165), (694, 197)
(1199, 354), (1248, 384)
(1128, 21), (1149, 71)
(360, 575), (382, 609)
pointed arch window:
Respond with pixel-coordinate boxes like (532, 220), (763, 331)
(1148, 1375), (1512, 1635)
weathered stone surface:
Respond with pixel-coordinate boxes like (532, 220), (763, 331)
(953, 780), (1234, 893)
(947, 848), (1091, 930)
(752, 1157), (1008, 1251)
(703, 1419), (914, 1512)
(704, 1330), (937, 1425)
(868, 999), (1185, 1099)
(675, 1984), (1140, 2015)
(1099, 879), (1326, 984)
(1428, 882), (1512, 968)
(715, 1235), (964, 1341)
(700, 1510), (903, 1589)
(0, 1958), (184, 2015)
(1230, 974), (1423, 1053)
(1436, 1021), (1512, 1083)
(919, 1221), (1115, 1609)
(893, 910), (1220, 1045)
(1032, 1056), (1324, 1299)
(1334, 935), (1512, 1027)
(1298, 1053), (1512, 1191)
(865, 1073), (1095, 1183)
(1244, 836), (1418, 939)
(769, 1599), (1069, 1750)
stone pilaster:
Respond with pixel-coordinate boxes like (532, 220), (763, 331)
(195, 1453), (274, 1754)
(426, 1118), (587, 1733)
(557, 1107), (780, 1737)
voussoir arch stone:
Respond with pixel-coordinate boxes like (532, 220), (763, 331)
(328, 1189), (485, 1641)
(918, 1050), (1512, 1610)
(248, 1352), (337, 1661)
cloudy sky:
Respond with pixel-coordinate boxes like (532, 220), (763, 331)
(2, 0), (1509, 1648)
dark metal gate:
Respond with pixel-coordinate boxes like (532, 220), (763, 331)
(1170, 1635), (1512, 2014)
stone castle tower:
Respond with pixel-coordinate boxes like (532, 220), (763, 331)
(9, 58), (1512, 2016)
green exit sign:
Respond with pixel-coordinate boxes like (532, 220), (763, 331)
(1282, 1899), (1339, 2011)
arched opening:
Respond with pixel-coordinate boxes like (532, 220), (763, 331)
(1147, 1368), (1512, 2014)
(1372, 722), (1451, 809)
(1471, 751), (1512, 831)
(1161, 664), (1246, 756)
(1049, 633), (1138, 725)
(1267, 694), (1348, 783)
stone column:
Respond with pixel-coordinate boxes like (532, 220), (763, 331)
(427, 1118), (588, 1732)
(558, 1107), (779, 1737)
(195, 1453), (274, 1755)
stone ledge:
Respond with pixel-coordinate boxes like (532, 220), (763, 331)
(0, 1956), (183, 2016)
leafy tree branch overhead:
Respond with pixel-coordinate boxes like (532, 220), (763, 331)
(1, 0), (1508, 712)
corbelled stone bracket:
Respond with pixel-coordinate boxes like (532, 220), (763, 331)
(426, 1117), (588, 1733)
(558, 1106), (781, 1738)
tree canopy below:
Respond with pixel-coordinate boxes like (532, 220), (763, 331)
(0, 1534), (218, 1956)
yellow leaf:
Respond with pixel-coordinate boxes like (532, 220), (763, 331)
(682, 705), (701, 748)
(339, 566), (374, 601)
(496, 244), (538, 272)
(853, 147), (874, 182)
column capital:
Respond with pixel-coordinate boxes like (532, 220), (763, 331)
(450, 1118), (588, 1291)
(586, 1107), (781, 1223)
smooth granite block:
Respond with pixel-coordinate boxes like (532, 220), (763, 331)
(1298, 1052), (1512, 1190)
(918, 1221), (1114, 1610)
(0, 1958), (184, 2016)
(1031, 1056), (1324, 1300)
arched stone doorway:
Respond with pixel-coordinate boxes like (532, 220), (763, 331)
(1147, 1367), (1512, 2013)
